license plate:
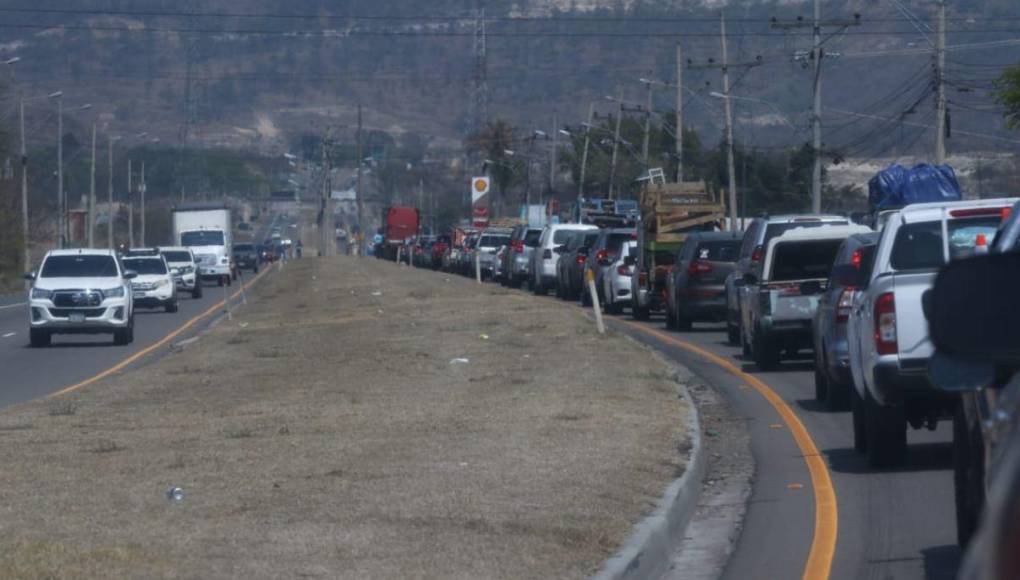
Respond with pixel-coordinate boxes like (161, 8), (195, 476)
(68, 312), (86, 323)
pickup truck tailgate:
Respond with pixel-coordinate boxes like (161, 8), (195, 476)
(769, 285), (822, 322)
(892, 271), (937, 360)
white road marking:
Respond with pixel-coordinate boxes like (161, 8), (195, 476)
(2, 332), (15, 338)
(0, 302), (27, 310)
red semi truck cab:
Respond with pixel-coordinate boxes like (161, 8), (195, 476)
(379, 207), (420, 261)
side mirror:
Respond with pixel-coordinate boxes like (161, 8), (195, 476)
(930, 253), (1020, 365)
(623, 255), (636, 266)
(742, 272), (757, 285)
(799, 280), (823, 296)
(123, 270), (138, 280)
(23, 271), (35, 281)
(830, 264), (863, 288)
(553, 245), (567, 254)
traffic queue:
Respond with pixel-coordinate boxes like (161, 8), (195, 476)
(389, 163), (1020, 578)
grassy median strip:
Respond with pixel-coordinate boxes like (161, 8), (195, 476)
(0, 256), (688, 579)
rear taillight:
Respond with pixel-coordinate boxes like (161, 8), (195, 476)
(751, 245), (763, 263)
(512, 240), (525, 253)
(595, 249), (609, 263)
(575, 255), (587, 265)
(874, 292), (897, 355)
(851, 248), (863, 269)
(949, 207), (1010, 218)
(835, 288), (854, 324)
(687, 260), (713, 276)
(617, 265), (630, 276)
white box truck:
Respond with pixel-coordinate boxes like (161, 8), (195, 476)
(172, 203), (235, 286)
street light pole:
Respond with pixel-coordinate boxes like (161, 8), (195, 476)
(608, 90), (623, 200)
(720, 12), (739, 231)
(578, 103), (594, 201)
(127, 159), (133, 247)
(19, 97), (29, 279)
(88, 122), (96, 248)
(56, 95), (64, 248)
(139, 161), (146, 246)
(107, 137), (117, 249)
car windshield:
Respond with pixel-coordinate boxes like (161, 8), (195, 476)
(769, 240), (844, 282)
(606, 232), (635, 254)
(553, 230), (580, 244)
(162, 251), (192, 263)
(891, 216), (1002, 271)
(181, 231), (225, 246)
(40, 255), (119, 278)
(234, 244), (255, 252)
(763, 221), (847, 249)
(695, 240), (741, 262)
(479, 235), (509, 248)
(123, 258), (168, 275)
(524, 230), (543, 246)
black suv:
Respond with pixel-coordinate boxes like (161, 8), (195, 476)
(233, 243), (259, 273)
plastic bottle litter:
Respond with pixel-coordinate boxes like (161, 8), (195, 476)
(449, 358), (470, 365)
(371, 291), (382, 296)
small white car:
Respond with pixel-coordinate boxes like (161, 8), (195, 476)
(26, 249), (135, 347)
(122, 254), (179, 313)
(159, 246), (203, 299)
(530, 223), (598, 295)
(602, 240), (637, 315)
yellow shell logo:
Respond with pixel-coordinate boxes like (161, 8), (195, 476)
(474, 179), (488, 192)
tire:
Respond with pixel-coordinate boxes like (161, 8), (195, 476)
(217, 277), (224, 287)
(752, 329), (780, 371)
(632, 301), (649, 321)
(581, 286), (592, 307)
(605, 299), (622, 315)
(165, 299), (179, 313)
(851, 386), (867, 454)
(192, 284), (203, 299)
(533, 278), (547, 296)
(113, 323), (131, 346)
(675, 309), (693, 332)
(741, 329), (752, 358)
(726, 322), (740, 346)
(814, 365), (829, 405)
(29, 328), (51, 348)
(226, 275), (232, 287)
(664, 303), (677, 329)
(865, 392), (907, 468)
(253, 265), (259, 274)
(954, 404), (984, 547)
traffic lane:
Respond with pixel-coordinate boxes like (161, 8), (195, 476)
(614, 316), (959, 580)
(0, 279), (239, 408)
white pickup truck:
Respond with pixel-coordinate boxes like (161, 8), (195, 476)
(845, 198), (1017, 467)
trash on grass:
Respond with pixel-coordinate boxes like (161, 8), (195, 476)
(449, 358), (470, 365)
(166, 486), (185, 503)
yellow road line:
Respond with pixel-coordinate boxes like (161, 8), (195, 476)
(615, 320), (838, 580)
(47, 266), (274, 399)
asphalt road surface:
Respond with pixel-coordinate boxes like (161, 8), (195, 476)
(605, 313), (959, 580)
(0, 214), (283, 409)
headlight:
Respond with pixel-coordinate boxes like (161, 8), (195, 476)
(31, 288), (52, 300)
(171, 268), (181, 275)
(102, 287), (125, 299)
(155, 279), (169, 288)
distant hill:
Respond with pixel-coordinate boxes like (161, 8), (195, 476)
(1, 0), (1018, 160)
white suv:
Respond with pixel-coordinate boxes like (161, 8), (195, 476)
(26, 249), (135, 347)
(123, 253), (179, 313)
(160, 246), (203, 299)
(530, 223), (598, 295)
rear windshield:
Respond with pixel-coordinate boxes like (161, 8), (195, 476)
(890, 217), (1002, 271)
(162, 251), (192, 263)
(234, 244), (255, 252)
(763, 221), (847, 249)
(769, 240), (844, 282)
(40, 255), (119, 278)
(479, 235), (508, 247)
(524, 230), (543, 246)
(695, 240), (741, 262)
(582, 232), (600, 247)
(123, 258), (168, 275)
(553, 229), (581, 245)
(606, 233), (635, 254)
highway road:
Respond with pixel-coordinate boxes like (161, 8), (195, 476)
(606, 313), (959, 580)
(0, 213), (287, 409)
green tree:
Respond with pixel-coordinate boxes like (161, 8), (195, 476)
(996, 64), (1020, 129)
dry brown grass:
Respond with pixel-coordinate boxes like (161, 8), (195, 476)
(0, 256), (688, 579)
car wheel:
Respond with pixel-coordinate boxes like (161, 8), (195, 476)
(605, 299), (622, 315)
(851, 386), (867, 454)
(29, 328), (51, 348)
(218, 276), (224, 287)
(664, 305), (677, 329)
(113, 325), (130, 346)
(192, 285), (203, 299)
(814, 365), (828, 405)
(533, 279), (547, 296)
(726, 321), (740, 346)
(165, 299), (179, 313)
(676, 309), (693, 332)
(954, 404), (984, 547)
(752, 330), (780, 371)
(865, 392), (907, 468)
(226, 275), (232, 287)
(254, 265), (259, 274)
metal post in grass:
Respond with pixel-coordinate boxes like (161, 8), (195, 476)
(475, 250), (482, 284)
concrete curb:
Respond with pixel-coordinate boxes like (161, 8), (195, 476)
(592, 363), (706, 580)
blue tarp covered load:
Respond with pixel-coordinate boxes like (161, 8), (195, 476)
(867, 163), (962, 211)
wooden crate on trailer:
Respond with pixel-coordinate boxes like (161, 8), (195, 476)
(640, 181), (726, 243)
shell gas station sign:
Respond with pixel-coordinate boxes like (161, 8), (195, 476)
(471, 176), (490, 227)
(471, 177), (490, 203)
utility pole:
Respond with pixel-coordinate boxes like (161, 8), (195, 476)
(720, 12), (739, 231)
(319, 131), (330, 257)
(127, 159), (133, 247)
(549, 114), (558, 194)
(88, 122), (96, 248)
(608, 89), (624, 200)
(578, 102), (595, 202)
(356, 104), (365, 257)
(139, 161), (146, 246)
(56, 96), (64, 248)
(772, 7), (859, 213)
(107, 137), (115, 249)
(642, 77), (652, 166)
(19, 98), (29, 278)
(935, 0), (947, 164)
(418, 177), (425, 235)
(676, 42), (684, 182)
